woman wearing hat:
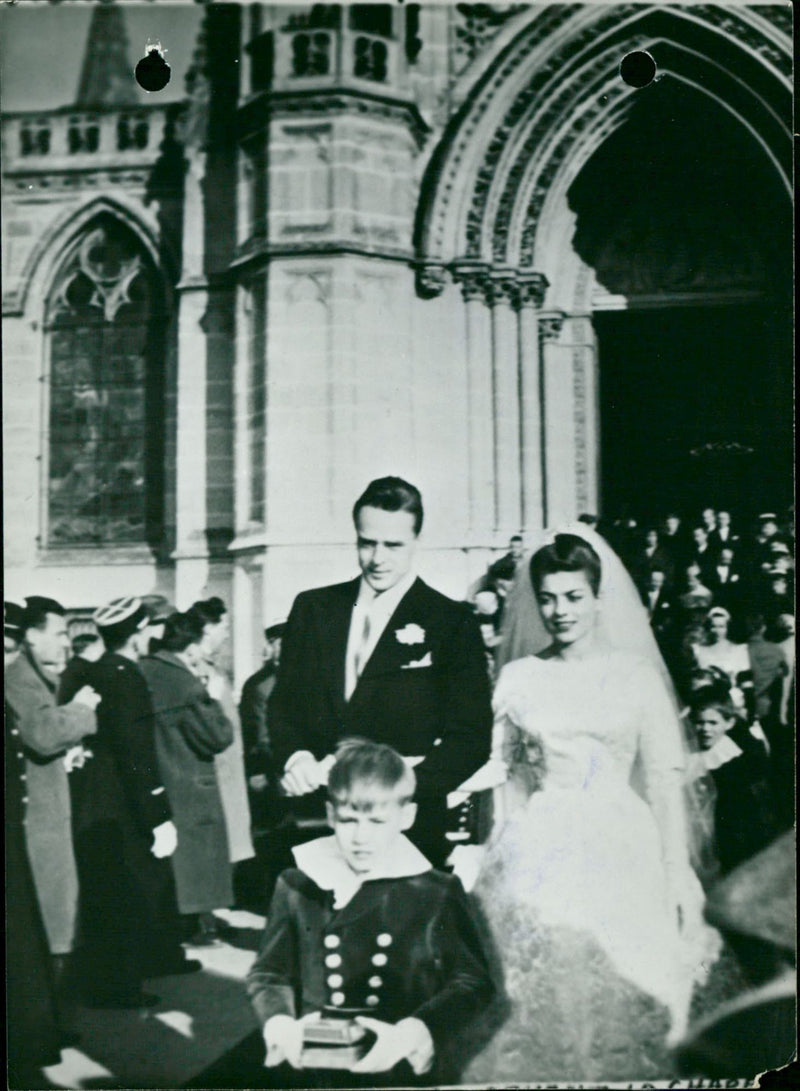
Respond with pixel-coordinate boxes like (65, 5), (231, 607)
(140, 611), (235, 946)
(186, 597), (255, 885)
(75, 596), (196, 1007)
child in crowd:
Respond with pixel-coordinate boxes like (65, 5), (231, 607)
(687, 681), (778, 876)
(246, 738), (493, 1086)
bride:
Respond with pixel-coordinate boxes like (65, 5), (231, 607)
(457, 527), (719, 1084)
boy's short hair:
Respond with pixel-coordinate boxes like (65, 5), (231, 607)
(690, 680), (743, 724)
(327, 738), (416, 810)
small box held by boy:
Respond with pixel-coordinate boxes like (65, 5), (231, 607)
(246, 738), (494, 1087)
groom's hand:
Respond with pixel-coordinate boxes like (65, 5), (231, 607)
(281, 752), (334, 796)
(281, 753), (318, 795)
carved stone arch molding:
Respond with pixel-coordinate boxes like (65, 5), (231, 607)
(412, 3), (791, 531)
(13, 196), (175, 321)
(415, 3), (792, 293)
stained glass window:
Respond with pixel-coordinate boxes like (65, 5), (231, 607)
(45, 217), (163, 547)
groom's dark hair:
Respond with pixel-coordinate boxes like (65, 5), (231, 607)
(353, 477), (424, 536)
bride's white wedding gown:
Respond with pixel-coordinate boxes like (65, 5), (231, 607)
(460, 649), (718, 1084)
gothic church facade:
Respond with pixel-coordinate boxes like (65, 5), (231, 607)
(2, 4), (791, 686)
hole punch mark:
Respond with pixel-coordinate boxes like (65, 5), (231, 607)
(135, 44), (171, 94)
(620, 50), (656, 89)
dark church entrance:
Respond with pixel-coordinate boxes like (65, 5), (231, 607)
(567, 74), (792, 525)
(594, 302), (792, 521)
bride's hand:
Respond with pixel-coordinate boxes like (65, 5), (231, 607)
(665, 863), (703, 934)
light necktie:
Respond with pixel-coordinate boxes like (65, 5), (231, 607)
(353, 610), (372, 683)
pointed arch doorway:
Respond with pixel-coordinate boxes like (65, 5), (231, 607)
(414, 4), (791, 536)
(567, 79), (793, 522)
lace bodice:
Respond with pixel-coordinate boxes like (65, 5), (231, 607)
(492, 650), (685, 797)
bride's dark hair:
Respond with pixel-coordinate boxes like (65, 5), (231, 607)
(529, 533), (602, 597)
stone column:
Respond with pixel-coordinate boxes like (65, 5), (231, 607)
(232, 553), (263, 695)
(99, 112), (117, 156)
(488, 273), (522, 537)
(232, 283), (252, 534)
(540, 312), (577, 526)
(565, 314), (600, 519)
(174, 286), (210, 604)
(517, 274), (548, 534)
(452, 264), (494, 539)
(173, 151), (211, 604)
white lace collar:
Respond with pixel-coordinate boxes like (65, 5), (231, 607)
(686, 732), (744, 781)
(292, 834), (432, 909)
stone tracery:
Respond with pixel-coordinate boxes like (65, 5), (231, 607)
(417, 3), (792, 280)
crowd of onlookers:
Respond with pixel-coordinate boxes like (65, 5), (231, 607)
(473, 506), (795, 882)
(4, 504), (794, 1084)
(4, 592), (266, 1083)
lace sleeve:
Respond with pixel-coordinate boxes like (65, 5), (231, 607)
(490, 665), (544, 829)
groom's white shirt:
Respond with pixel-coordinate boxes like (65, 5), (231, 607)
(284, 568), (417, 775)
(344, 569), (417, 700)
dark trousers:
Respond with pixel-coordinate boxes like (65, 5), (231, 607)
(6, 821), (62, 1084)
(407, 794), (449, 869)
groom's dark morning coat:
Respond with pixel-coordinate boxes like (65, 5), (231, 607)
(268, 577), (493, 865)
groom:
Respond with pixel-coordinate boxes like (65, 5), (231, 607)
(268, 476), (492, 867)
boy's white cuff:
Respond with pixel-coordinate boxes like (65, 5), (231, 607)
(396, 1017), (434, 1074)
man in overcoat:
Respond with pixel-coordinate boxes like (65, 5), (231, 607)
(71, 596), (197, 1007)
(268, 477), (493, 867)
(5, 602), (65, 1084)
(4, 597), (99, 971)
(240, 621), (285, 784)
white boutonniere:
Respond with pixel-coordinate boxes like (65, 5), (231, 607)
(395, 623), (425, 645)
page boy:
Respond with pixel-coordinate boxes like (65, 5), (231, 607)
(687, 680), (778, 877)
(246, 738), (493, 1086)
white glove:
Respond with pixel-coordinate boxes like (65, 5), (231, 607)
(263, 1012), (320, 1069)
(280, 753), (334, 796)
(351, 1016), (434, 1075)
(151, 819), (178, 858)
(70, 685), (101, 711)
(63, 744), (91, 772)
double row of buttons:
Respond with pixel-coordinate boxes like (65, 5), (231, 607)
(323, 931), (393, 1008)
